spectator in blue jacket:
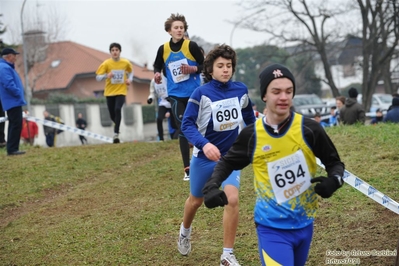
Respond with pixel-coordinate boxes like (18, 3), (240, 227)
(383, 97), (399, 123)
(0, 99), (6, 148)
(0, 48), (27, 155)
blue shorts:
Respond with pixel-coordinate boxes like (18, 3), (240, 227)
(256, 223), (313, 266)
(190, 156), (240, 198)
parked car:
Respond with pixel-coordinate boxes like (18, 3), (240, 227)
(357, 93), (393, 112)
(292, 94), (330, 120)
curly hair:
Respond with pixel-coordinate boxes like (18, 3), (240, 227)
(203, 44), (236, 81)
(109, 42), (121, 52)
(164, 13), (188, 32)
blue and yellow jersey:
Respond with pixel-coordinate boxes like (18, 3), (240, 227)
(163, 40), (200, 97)
(252, 113), (319, 229)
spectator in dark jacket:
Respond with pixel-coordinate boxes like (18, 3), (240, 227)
(383, 97), (399, 123)
(340, 87), (365, 125)
(370, 108), (384, 125)
(76, 113), (88, 145)
(43, 110), (57, 147)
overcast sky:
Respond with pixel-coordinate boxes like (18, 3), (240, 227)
(0, 0), (268, 67)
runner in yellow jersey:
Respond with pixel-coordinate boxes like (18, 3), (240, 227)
(96, 43), (133, 143)
(202, 64), (345, 266)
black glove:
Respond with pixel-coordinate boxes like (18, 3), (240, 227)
(202, 184), (228, 208)
(311, 176), (339, 198)
(147, 98), (153, 104)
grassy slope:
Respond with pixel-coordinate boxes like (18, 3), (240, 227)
(1, 124), (399, 265)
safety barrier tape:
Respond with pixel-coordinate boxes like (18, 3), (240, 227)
(316, 158), (399, 215)
(0, 115), (113, 143)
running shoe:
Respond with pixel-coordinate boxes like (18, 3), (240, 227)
(113, 134), (120, 144)
(183, 166), (190, 181)
(220, 253), (241, 266)
(177, 224), (191, 255)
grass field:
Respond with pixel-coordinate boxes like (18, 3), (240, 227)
(1, 123), (399, 265)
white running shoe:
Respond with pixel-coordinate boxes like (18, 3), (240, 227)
(113, 134), (120, 144)
(183, 167), (190, 181)
(220, 253), (241, 266)
(177, 224), (191, 255)
(183, 172), (190, 181)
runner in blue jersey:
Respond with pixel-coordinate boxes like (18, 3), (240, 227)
(153, 13), (204, 181)
(202, 64), (345, 266)
(177, 44), (255, 266)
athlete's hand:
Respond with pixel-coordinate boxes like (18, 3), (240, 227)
(125, 79), (131, 86)
(107, 72), (114, 79)
(147, 98), (153, 104)
(180, 64), (197, 74)
(311, 176), (339, 198)
(203, 143), (221, 162)
(202, 183), (228, 208)
(154, 72), (162, 84)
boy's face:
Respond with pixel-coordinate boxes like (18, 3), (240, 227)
(336, 100), (343, 109)
(168, 21), (185, 41)
(263, 78), (294, 117)
(110, 47), (121, 59)
(210, 57), (232, 83)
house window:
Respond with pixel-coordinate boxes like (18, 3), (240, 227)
(343, 64), (355, 77)
(51, 60), (61, 68)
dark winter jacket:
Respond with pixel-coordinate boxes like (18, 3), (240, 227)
(383, 107), (399, 123)
(339, 98), (366, 125)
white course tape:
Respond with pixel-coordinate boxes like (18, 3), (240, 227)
(0, 116), (8, 123)
(27, 116), (113, 143)
(316, 158), (399, 215)
(0, 115), (113, 143)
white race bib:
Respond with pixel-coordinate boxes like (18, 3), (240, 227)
(211, 97), (242, 132)
(111, 70), (124, 84)
(268, 149), (311, 204)
(154, 83), (168, 99)
(168, 58), (189, 83)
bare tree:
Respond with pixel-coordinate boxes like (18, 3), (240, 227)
(237, 0), (349, 97)
(0, 14), (6, 36)
(357, 0), (399, 110)
(8, 2), (69, 93)
(0, 14), (6, 50)
(237, 0), (399, 110)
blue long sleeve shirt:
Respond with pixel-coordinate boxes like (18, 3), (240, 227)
(182, 79), (256, 159)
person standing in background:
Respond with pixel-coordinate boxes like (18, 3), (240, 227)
(0, 48), (26, 155)
(0, 99), (6, 148)
(335, 96), (346, 125)
(43, 110), (57, 147)
(370, 108), (384, 125)
(21, 111), (38, 145)
(76, 113), (88, 145)
(147, 78), (177, 141)
(383, 97), (399, 123)
(153, 13), (204, 180)
(96, 42), (133, 144)
(340, 88), (365, 125)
